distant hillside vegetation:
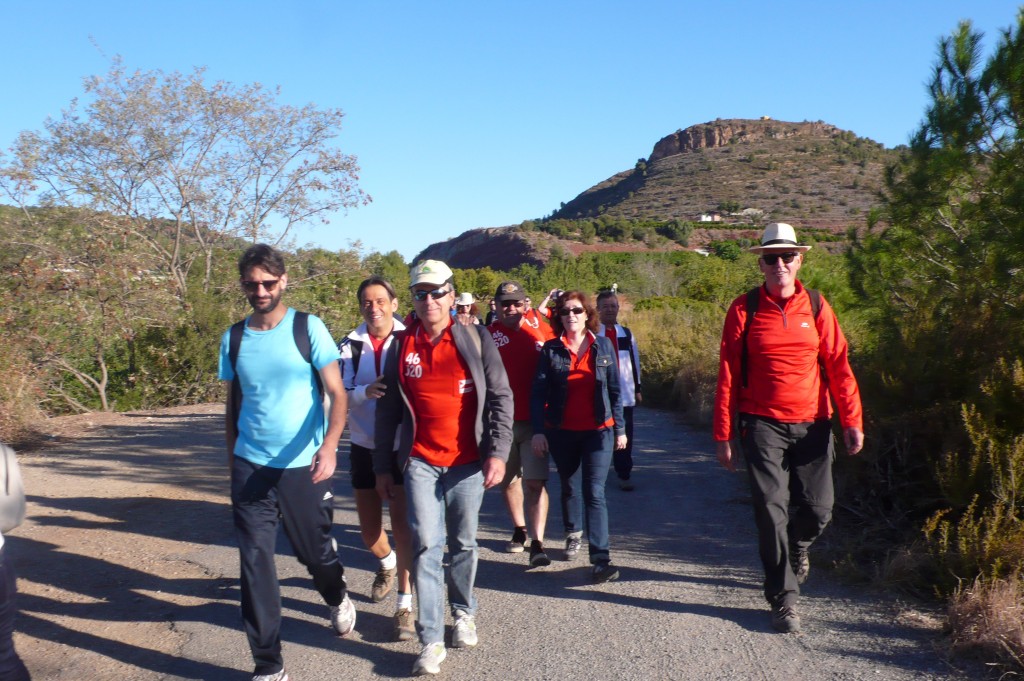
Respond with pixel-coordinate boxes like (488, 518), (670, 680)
(415, 118), (903, 269)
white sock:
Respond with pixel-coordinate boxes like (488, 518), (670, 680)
(396, 591), (413, 611)
(380, 550), (397, 570)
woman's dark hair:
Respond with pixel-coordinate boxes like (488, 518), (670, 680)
(550, 289), (599, 335)
(357, 276), (397, 304)
(238, 244), (286, 278)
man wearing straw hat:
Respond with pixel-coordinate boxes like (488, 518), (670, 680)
(713, 223), (864, 634)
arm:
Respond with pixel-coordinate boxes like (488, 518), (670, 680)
(713, 298), (745, 445)
(630, 330), (643, 404)
(478, 326), (513, 487)
(224, 384), (236, 469)
(816, 297), (864, 455)
(374, 342), (403, 500)
(310, 361), (347, 483)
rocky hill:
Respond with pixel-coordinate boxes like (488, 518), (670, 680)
(415, 118), (903, 269)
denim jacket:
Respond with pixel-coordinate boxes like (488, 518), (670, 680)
(530, 333), (625, 436)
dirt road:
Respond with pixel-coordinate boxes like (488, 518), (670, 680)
(7, 404), (979, 680)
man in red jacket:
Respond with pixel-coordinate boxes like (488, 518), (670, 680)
(713, 223), (864, 635)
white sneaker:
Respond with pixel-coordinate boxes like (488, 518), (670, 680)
(252, 671), (288, 681)
(412, 642), (447, 675)
(329, 593), (356, 637)
(451, 611), (478, 648)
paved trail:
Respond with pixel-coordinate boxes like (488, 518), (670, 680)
(9, 405), (977, 680)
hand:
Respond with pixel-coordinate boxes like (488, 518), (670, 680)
(614, 434), (628, 451)
(531, 433), (549, 457)
(376, 473), (396, 501)
(844, 427), (864, 456)
(482, 457), (506, 489)
(716, 441), (737, 472)
(366, 374), (387, 399)
(635, 390), (643, 405)
(310, 445), (337, 483)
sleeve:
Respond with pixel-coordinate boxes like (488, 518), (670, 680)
(603, 337), (626, 437)
(629, 328), (642, 387)
(308, 315), (342, 370)
(816, 297), (863, 430)
(478, 325), (514, 461)
(218, 329), (234, 381)
(713, 297), (746, 442)
(530, 343), (553, 433)
(339, 338), (370, 406)
(372, 340), (403, 474)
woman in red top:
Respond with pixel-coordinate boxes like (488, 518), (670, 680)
(530, 291), (626, 583)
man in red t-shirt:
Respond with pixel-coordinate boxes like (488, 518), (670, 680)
(373, 260), (513, 676)
(488, 281), (555, 568)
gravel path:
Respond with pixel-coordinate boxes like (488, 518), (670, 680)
(7, 404), (980, 680)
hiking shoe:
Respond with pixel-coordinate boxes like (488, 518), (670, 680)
(528, 540), (551, 568)
(451, 611), (478, 648)
(790, 547), (810, 585)
(329, 593), (356, 637)
(394, 607), (416, 642)
(371, 566), (397, 602)
(618, 478), (635, 491)
(252, 671), (288, 681)
(771, 604), (802, 633)
(591, 561), (620, 583)
(412, 642), (447, 676)
(563, 535), (582, 561)
(506, 527), (528, 553)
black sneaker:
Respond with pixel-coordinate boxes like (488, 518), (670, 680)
(771, 604), (801, 633)
(528, 540), (551, 568)
(506, 527), (527, 553)
(790, 548), (810, 585)
(591, 561), (619, 583)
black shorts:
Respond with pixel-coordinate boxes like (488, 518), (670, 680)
(350, 443), (404, 490)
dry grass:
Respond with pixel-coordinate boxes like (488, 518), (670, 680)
(0, 343), (45, 445)
(948, 577), (1024, 673)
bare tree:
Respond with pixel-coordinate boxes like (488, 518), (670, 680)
(2, 57), (370, 303)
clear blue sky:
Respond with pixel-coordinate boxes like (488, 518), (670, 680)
(1, 1), (1019, 261)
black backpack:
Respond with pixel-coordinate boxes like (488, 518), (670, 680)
(740, 287), (823, 389)
(228, 311), (323, 437)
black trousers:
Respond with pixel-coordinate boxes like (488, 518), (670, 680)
(612, 406), (634, 480)
(0, 544), (29, 681)
(231, 457), (346, 676)
(739, 415), (834, 608)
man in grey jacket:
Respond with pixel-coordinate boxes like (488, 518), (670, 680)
(373, 259), (513, 677)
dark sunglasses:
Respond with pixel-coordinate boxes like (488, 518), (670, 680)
(500, 300), (525, 308)
(762, 252), (798, 266)
(412, 287), (451, 302)
(558, 306), (585, 317)
(241, 279), (280, 292)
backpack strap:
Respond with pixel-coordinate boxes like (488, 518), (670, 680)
(292, 311), (324, 399)
(228, 320), (246, 438)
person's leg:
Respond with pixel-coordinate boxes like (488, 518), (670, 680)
(739, 415), (798, 608)
(351, 444), (392, 558)
(500, 435), (528, 551)
(387, 484), (415, 596)
(519, 422), (550, 545)
(404, 458), (447, 645)
(0, 544), (29, 681)
(614, 406), (635, 481)
(788, 420), (835, 554)
(231, 457), (286, 676)
(582, 428), (614, 564)
(547, 429), (583, 537)
(443, 461), (485, 618)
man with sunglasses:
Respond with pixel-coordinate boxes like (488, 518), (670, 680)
(487, 281), (555, 567)
(373, 260), (513, 676)
(713, 223), (864, 635)
(219, 244), (354, 681)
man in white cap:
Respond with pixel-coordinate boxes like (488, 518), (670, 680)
(373, 259), (513, 676)
(713, 223), (864, 634)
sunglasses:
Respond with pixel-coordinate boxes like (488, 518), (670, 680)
(241, 279), (280, 292)
(762, 252), (799, 266)
(500, 300), (525, 308)
(558, 306), (586, 317)
(412, 287), (451, 302)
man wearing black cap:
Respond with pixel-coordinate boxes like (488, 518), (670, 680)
(488, 281), (556, 568)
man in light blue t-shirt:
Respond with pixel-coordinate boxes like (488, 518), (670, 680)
(218, 244), (353, 681)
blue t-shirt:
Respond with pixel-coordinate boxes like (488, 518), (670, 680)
(218, 308), (341, 468)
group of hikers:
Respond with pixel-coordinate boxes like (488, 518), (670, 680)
(219, 221), (863, 680)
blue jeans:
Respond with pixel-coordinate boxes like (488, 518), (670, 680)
(0, 544), (29, 681)
(404, 457), (485, 645)
(548, 428), (614, 563)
